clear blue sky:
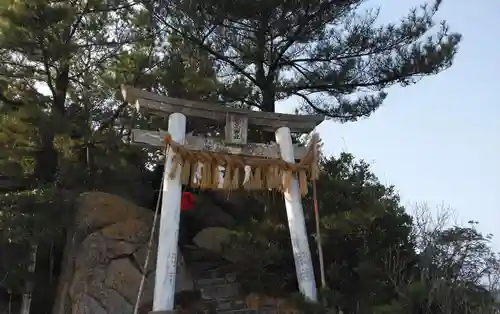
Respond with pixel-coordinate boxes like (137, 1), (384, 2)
(278, 1), (500, 249)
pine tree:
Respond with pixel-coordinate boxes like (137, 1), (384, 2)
(153, 0), (461, 119)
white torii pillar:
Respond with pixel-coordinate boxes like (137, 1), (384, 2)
(275, 126), (318, 301)
(153, 113), (186, 311)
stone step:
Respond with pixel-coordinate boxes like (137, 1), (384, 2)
(183, 247), (231, 263)
(215, 298), (247, 311)
(196, 274), (237, 288)
(216, 309), (257, 314)
(262, 307), (283, 314)
(197, 277), (227, 288)
(189, 260), (225, 270)
(200, 282), (240, 299)
(191, 267), (238, 282)
(190, 267), (224, 278)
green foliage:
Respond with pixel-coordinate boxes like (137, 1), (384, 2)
(226, 153), (415, 310)
(153, 0), (461, 120)
(0, 0), (157, 297)
(0, 185), (71, 293)
(0, 0), (226, 299)
(226, 158), (500, 314)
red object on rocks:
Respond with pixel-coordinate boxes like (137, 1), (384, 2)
(180, 192), (196, 211)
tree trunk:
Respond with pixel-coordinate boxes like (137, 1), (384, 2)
(34, 130), (59, 184)
(258, 88), (277, 143)
(19, 244), (37, 314)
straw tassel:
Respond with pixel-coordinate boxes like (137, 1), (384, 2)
(252, 167), (262, 189)
(311, 162), (320, 181)
(212, 163), (220, 188)
(223, 165), (232, 189)
(271, 166), (281, 190)
(265, 166), (272, 190)
(190, 163), (199, 187)
(283, 171), (294, 193)
(161, 132), (322, 195)
(200, 162), (211, 189)
(181, 162), (191, 185)
(299, 170), (308, 196)
(232, 167), (240, 189)
(206, 163), (214, 189)
(168, 155), (180, 179)
(276, 167), (284, 192)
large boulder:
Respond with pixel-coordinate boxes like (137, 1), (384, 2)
(192, 227), (245, 263)
(52, 192), (194, 314)
(192, 227), (232, 254)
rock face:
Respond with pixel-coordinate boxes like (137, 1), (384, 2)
(52, 192), (194, 314)
(51, 192), (302, 314)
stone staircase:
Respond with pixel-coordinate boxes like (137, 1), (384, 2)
(182, 245), (258, 313)
(183, 244), (297, 314)
(195, 271), (255, 313)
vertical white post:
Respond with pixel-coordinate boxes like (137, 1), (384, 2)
(153, 113), (186, 311)
(275, 127), (318, 301)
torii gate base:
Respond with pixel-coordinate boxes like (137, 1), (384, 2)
(120, 86), (324, 312)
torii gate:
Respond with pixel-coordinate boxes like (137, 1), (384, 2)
(119, 86), (324, 313)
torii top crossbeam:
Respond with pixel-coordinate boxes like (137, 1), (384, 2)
(119, 85), (324, 134)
